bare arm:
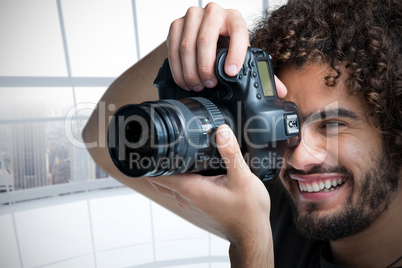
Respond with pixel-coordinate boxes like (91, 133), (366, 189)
(82, 42), (225, 237)
(83, 3), (276, 266)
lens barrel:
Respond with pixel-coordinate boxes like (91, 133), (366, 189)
(108, 97), (234, 178)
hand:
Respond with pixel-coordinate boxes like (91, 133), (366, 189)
(167, 2), (288, 99)
(167, 2), (250, 92)
(146, 124), (272, 247)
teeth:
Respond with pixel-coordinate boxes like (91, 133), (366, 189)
(312, 183), (320, 192)
(298, 178), (346, 193)
(306, 184), (313, 192)
(319, 181), (324, 190)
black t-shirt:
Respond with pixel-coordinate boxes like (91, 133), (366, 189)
(266, 178), (349, 268)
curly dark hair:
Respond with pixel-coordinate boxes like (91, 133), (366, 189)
(250, 0), (401, 162)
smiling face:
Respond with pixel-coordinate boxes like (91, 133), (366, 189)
(278, 63), (400, 241)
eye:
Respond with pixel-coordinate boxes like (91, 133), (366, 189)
(323, 121), (342, 128)
(319, 120), (346, 134)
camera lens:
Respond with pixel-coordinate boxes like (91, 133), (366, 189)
(108, 97), (234, 178)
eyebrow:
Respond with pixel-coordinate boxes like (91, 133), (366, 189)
(302, 108), (360, 123)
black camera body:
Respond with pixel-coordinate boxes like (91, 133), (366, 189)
(108, 47), (299, 181)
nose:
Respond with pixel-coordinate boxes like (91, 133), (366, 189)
(286, 126), (327, 171)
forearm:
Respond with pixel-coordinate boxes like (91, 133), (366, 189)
(81, 42), (228, 238)
(228, 222), (274, 267)
(82, 42), (166, 170)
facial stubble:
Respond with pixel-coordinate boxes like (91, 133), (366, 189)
(282, 153), (399, 241)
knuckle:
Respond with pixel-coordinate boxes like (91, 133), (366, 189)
(197, 32), (213, 46)
(185, 6), (201, 17)
(223, 151), (237, 164)
(220, 142), (239, 159)
(227, 146), (240, 159)
(197, 64), (212, 78)
(230, 141), (242, 157)
(167, 49), (180, 62)
(183, 71), (199, 86)
(204, 2), (221, 13)
(167, 18), (183, 49)
(169, 18), (182, 32)
(230, 22), (248, 35)
(226, 8), (242, 17)
(180, 38), (194, 55)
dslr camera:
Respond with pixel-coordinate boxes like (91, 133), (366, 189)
(108, 47), (300, 181)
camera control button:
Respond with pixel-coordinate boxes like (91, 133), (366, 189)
(285, 114), (299, 135)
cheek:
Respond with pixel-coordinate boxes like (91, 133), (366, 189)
(336, 137), (369, 174)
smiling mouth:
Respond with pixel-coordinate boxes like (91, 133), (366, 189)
(297, 177), (347, 193)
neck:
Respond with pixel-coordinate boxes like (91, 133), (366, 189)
(330, 188), (402, 268)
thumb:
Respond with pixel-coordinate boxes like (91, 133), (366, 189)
(274, 75), (288, 99)
(216, 124), (250, 179)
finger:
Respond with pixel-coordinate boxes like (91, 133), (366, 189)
(180, 7), (205, 91)
(274, 75), (288, 99)
(167, 18), (189, 90)
(223, 9), (250, 77)
(196, 3), (225, 88)
(215, 124), (250, 181)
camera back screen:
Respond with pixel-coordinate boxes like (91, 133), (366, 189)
(257, 61), (275, 97)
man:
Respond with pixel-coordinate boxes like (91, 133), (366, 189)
(82, 0), (401, 267)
